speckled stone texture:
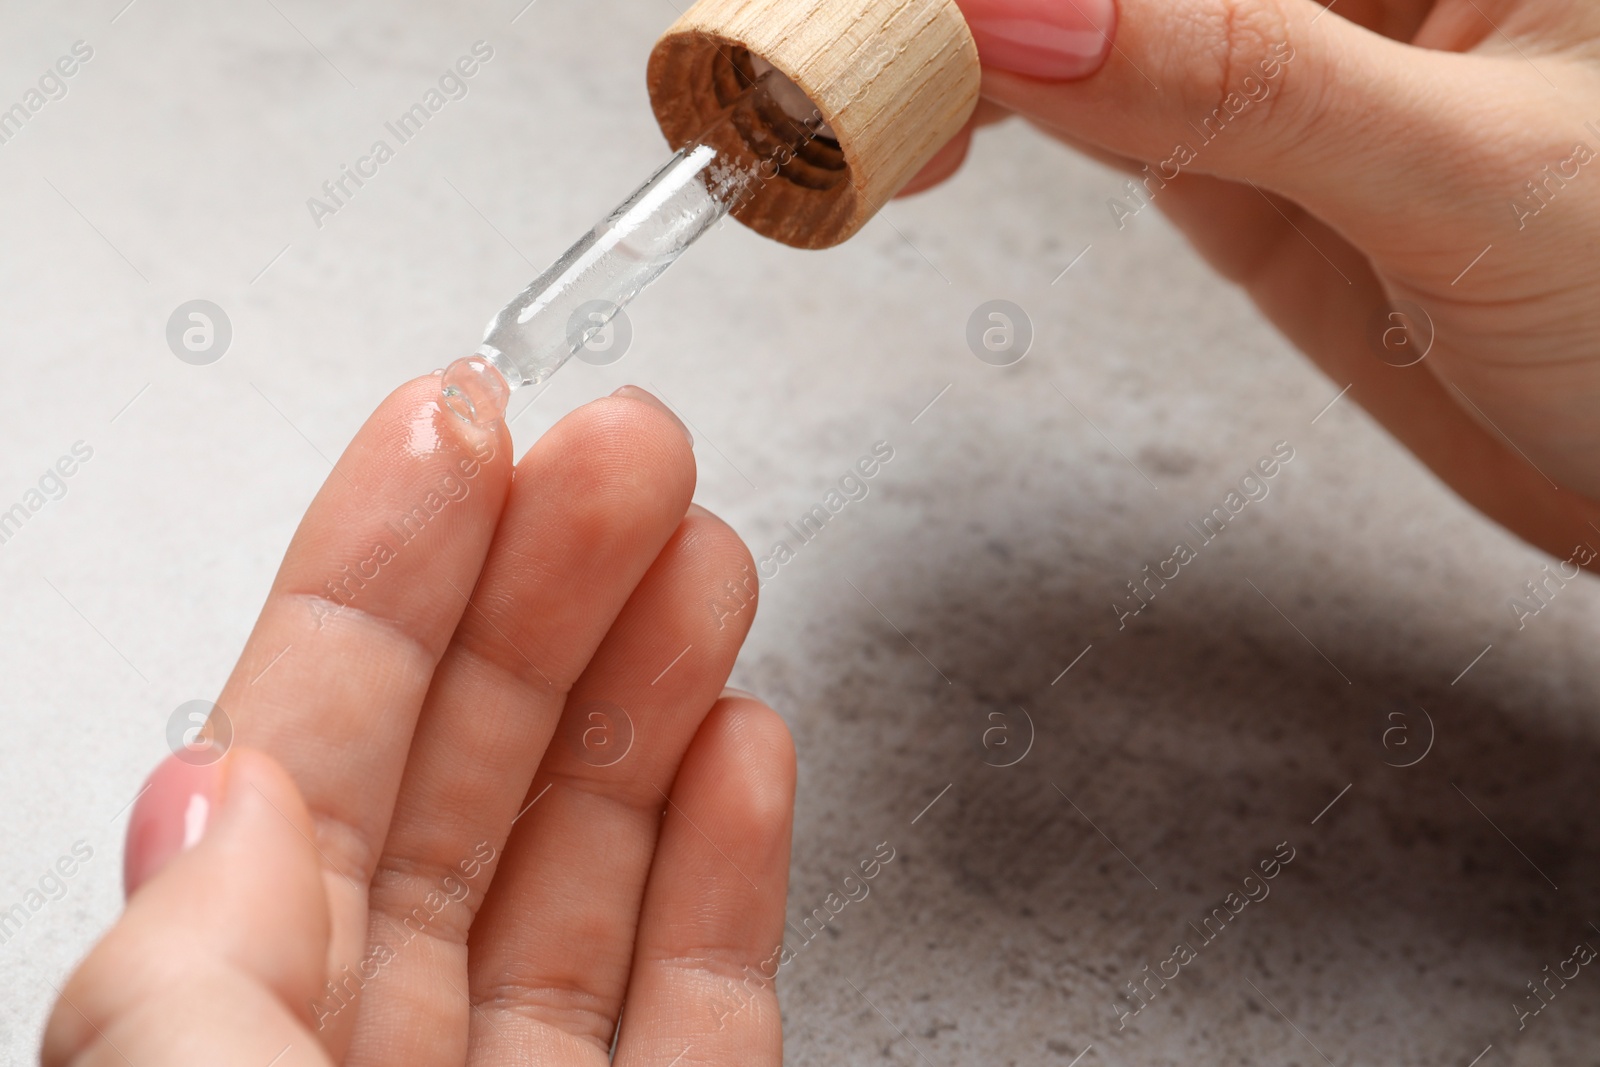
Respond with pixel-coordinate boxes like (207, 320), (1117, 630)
(2, 2), (1598, 1065)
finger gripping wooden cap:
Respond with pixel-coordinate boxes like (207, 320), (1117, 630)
(647, 0), (980, 249)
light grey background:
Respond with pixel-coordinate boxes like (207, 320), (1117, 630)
(3, 1), (1598, 1064)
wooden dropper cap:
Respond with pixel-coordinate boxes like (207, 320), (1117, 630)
(646, 0), (981, 249)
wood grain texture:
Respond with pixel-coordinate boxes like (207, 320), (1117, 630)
(648, 0), (980, 249)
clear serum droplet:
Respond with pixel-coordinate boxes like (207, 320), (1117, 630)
(440, 355), (511, 427)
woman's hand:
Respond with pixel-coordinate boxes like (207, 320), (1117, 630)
(42, 378), (793, 1066)
(917, 0), (1600, 561)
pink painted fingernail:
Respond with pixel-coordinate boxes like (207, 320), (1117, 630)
(123, 755), (223, 898)
(961, 0), (1116, 80)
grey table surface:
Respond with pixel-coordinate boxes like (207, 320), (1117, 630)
(3, 1), (1599, 1064)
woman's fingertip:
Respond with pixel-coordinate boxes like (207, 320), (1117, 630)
(898, 129), (972, 197)
(961, 0), (1116, 81)
(122, 753), (226, 899)
(612, 384), (694, 447)
(720, 686), (763, 703)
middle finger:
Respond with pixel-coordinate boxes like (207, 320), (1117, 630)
(466, 502), (759, 1063)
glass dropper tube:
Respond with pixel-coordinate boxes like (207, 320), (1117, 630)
(441, 65), (835, 426)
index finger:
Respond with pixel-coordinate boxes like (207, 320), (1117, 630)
(209, 373), (513, 1055)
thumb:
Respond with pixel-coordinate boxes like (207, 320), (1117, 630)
(43, 748), (333, 1067)
(957, 0), (1564, 253)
